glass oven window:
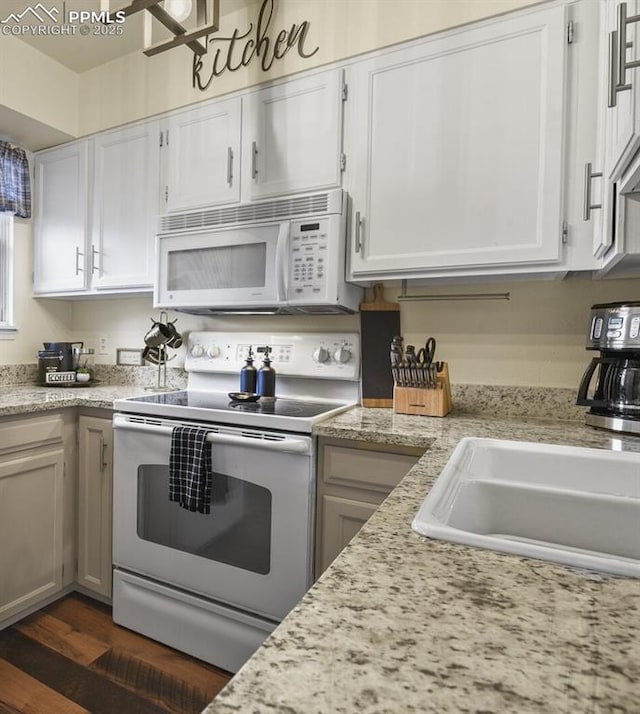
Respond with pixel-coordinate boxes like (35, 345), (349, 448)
(136, 465), (272, 574)
(167, 243), (267, 291)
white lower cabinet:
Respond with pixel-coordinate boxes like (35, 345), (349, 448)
(315, 437), (425, 578)
(0, 413), (75, 624)
(77, 414), (113, 599)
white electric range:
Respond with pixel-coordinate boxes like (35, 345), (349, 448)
(111, 331), (360, 673)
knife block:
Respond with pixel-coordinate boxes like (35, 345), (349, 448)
(393, 363), (452, 417)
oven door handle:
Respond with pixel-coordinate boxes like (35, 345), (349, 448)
(113, 416), (311, 454)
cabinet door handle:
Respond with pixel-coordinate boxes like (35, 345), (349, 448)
(617, 2), (634, 91)
(99, 437), (108, 474)
(227, 146), (233, 186)
(618, 2), (628, 88)
(354, 211), (363, 253)
(616, 3), (640, 93)
(609, 30), (620, 107)
(583, 163), (603, 221)
(75, 246), (84, 275)
(251, 141), (258, 179)
(91, 245), (100, 275)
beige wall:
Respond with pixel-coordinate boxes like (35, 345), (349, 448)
(78, 0), (538, 135)
(66, 273), (640, 390)
(0, 36), (78, 137)
(400, 275), (640, 388)
(5, 0), (638, 392)
(0, 219), (72, 365)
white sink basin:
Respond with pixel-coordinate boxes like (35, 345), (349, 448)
(412, 438), (640, 577)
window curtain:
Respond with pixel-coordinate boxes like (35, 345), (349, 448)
(0, 141), (31, 218)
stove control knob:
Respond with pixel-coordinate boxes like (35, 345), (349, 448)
(207, 345), (221, 359)
(191, 344), (205, 358)
(333, 346), (352, 364)
(312, 347), (330, 363)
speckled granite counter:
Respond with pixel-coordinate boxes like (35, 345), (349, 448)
(0, 384), (151, 414)
(204, 408), (640, 714)
(2, 381), (639, 712)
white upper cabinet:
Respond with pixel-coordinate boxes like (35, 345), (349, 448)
(604, 0), (640, 179)
(91, 121), (160, 290)
(34, 141), (89, 294)
(563, 0), (609, 268)
(346, 4), (569, 280)
(593, 0), (640, 273)
(241, 69), (344, 201)
(163, 98), (241, 213)
(34, 119), (160, 297)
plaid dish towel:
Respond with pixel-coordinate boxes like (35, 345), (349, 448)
(169, 426), (213, 514)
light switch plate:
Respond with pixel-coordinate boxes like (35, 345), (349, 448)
(116, 348), (144, 366)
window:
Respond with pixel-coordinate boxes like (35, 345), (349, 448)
(0, 140), (30, 334)
(0, 212), (14, 330)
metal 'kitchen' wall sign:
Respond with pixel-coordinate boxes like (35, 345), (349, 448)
(192, 0), (319, 91)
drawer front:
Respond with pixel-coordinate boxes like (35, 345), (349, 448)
(322, 445), (418, 493)
(0, 414), (64, 456)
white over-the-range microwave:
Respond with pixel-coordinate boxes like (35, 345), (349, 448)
(154, 189), (362, 315)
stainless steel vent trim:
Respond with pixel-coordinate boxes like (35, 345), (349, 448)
(159, 190), (343, 234)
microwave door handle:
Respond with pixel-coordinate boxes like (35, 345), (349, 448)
(275, 222), (289, 303)
(113, 415), (310, 454)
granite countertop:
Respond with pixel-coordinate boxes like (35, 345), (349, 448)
(2, 384), (639, 711)
(204, 408), (640, 714)
(0, 383), (151, 414)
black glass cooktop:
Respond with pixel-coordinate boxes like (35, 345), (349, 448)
(127, 390), (343, 419)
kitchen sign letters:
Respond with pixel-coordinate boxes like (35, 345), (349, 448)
(192, 0), (319, 91)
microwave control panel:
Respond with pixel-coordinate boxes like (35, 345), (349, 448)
(289, 217), (332, 298)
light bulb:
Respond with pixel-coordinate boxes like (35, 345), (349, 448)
(163, 0), (192, 22)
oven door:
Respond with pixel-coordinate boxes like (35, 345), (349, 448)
(154, 221), (289, 310)
(112, 413), (314, 621)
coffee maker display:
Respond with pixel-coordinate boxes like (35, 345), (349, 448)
(577, 302), (640, 435)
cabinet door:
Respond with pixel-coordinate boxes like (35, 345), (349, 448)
(164, 98), (241, 213)
(33, 141), (89, 293)
(347, 5), (567, 278)
(77, 416), (113, 599)
(318, 495), (378, 575)
(242, 70), (343, 200)
(0, 449), (65, 622)
(559, 0), (607, 270)
(605, 0), (640, 180)
(91, 121), (159, 290)
(315, 439), (423, 579)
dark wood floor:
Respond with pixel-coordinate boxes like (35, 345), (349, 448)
(0, 593), (231, 714)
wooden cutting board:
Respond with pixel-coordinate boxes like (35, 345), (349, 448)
(359, 284), (400, 408)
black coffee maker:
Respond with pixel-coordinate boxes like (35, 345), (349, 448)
(38, 341), (84, 384)
(577, 302), (640, 435)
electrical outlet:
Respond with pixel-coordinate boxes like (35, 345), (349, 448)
(98, 336), (109, 355)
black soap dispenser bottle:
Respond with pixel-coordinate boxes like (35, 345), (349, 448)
(257, 346), (276, 399)
(240, 345), (257, 394)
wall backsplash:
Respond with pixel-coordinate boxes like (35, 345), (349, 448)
(0, 362), (584, 422)
(6, 273), (640, 390)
